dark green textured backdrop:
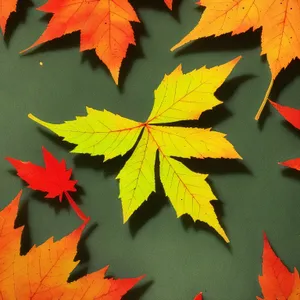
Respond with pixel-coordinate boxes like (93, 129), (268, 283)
(1, 1), (300, 299)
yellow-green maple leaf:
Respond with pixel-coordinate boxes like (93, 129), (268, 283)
(28, 57), (242, 242)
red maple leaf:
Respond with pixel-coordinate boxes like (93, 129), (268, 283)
(0, 0), (18, 34)
(257, 233), (295, 299)
(6, 146), (89, 223)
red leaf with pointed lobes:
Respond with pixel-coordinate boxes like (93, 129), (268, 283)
(6, 147), (89, 223)
(257, 233), (295, 300)
(6, 146), (76, 201)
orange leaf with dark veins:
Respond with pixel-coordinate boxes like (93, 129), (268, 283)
(21, 0), (140, 85)
(0, 191), (143, 299)
(0, 0), (18, 34)
(6, 146), (89, 223)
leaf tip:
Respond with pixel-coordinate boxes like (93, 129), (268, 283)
(28, 113), (40, 123)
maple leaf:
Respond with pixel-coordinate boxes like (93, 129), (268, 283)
(270, 100), (300, 172)
(6, 146), (90, 223)
(28, 57), (242, 242)
(257, 233), (297, 300)
(0, 0), (18, 34)
(21, 0), (140, 85)
(0, 191), (143, 299)
(171, 0), (300, 120)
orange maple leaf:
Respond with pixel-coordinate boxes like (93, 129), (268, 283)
(171, 0), (300, 120)
(257, 233), (297, 300)
(0, 191), (143, 299)
(21, 0), (140, 85)
(21, 0), (173, 84)
(0, 0), (18, 34)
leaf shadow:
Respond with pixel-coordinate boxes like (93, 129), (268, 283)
(281, 120), (300, 139)
(258, 59), (300, 128)
(38, 129), (75, 152)
(69, 222), (98, 282)
(4, 0), (34, 46)
(123, 280), (154, 300)
(174, 28), (261, 57)
(15, 197), (33, 255)
(281, 167), (300, 182)
(200, 74), (255, 128)
(30, 183), (85, 216)
(271, 59), (300, 99)
(74, 148), (134, 178)
(22, 30), (80, 56)
(181, 157), (251, 175)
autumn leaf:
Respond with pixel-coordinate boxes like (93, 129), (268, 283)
(20, 0), (139, 85)
(0, 191), (143, 299)
(270, 100), (300, 172)
(0, 0), (18, 34)
(257, 233), (297, 300)
(6, 146), (90, 223)
(171, 0), (300, 120)
(28, 57), (242, 242)
(21, 0), (174, 84)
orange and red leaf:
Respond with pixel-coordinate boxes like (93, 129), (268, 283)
(257, 233), (296, 299)
(6, 147), (90, 223)
(6, 146), (77, 201)
(0, 192), (142, 299)
(21, 0), (140, 85)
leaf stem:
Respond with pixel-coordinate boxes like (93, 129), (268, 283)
(64, 191), (90, 224)
(254, 78), (274, 121)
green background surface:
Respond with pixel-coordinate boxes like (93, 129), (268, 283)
(1, 1), (300, 299)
